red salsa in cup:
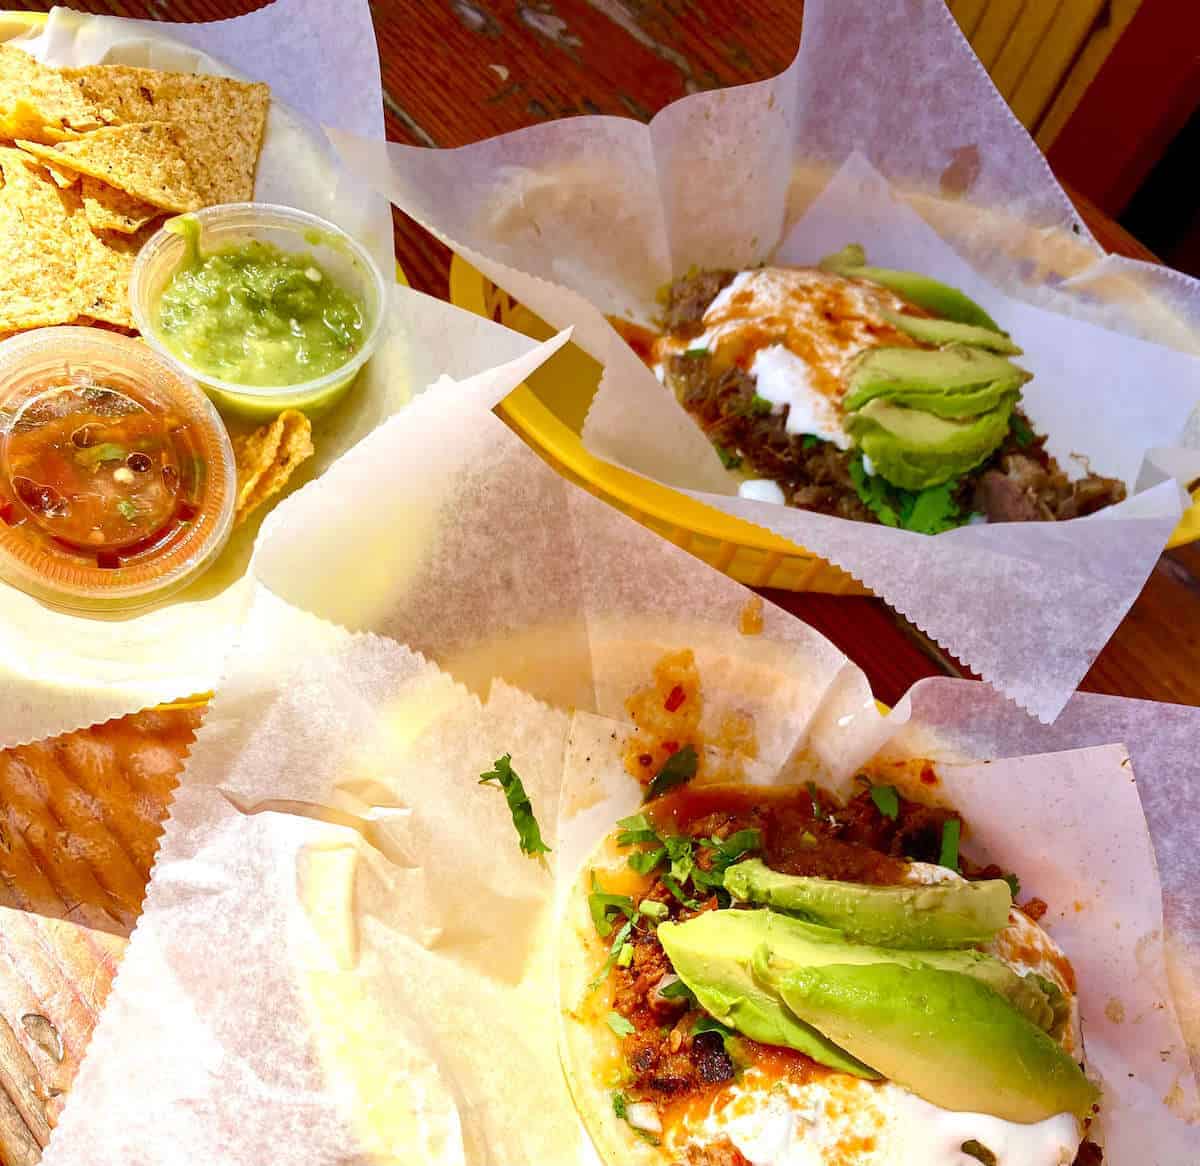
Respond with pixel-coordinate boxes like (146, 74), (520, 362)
(0, 329), (235, 612)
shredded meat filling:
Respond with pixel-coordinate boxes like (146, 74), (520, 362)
(650, 270), (1127, 528)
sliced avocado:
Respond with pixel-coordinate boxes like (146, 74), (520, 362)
(843, 346), (1030, 418)
(658, 910), (1060, 1056)
(817, 245), (1000, 331)
(882, 311), (1021, 355)
(656, 911), (878, 1077)
(818, 243), (867, 273)
(752, 937), (1061, 1037)
(772, 962), (1098, 1123)
(847, 395), (1016, 491)
(723, 858), (1012, 948)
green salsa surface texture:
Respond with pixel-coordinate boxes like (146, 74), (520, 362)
(156, 239), (366, 387)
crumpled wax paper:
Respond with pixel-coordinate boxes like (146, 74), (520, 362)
(0, 2), (555, 748)
(328, 0), (1200, 722)
(40, 363), (1197, 1164)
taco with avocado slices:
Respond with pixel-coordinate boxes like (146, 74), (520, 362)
(612, 244), (1125, 533)
(559, 777), (1102, 1166)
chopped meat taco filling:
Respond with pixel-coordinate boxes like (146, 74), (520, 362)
(616, 246), (1125, 533)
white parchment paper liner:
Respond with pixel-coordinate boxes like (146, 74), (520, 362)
(0, 2), (557, 747)
(329, 0), (1200, 722)
(40, 366), (1199, 1164)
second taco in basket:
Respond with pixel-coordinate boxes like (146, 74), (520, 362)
(614, 244), (1126, 533)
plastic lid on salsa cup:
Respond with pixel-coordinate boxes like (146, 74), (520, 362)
(0, 327), (236, 614)
(129, 203), (388, 419)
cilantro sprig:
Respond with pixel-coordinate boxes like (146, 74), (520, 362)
(868, 783), (900, 820)
(848, 454), (969, 535)
(645, 745), (699, 800)
(939, 818), (961, 872)
(478, 754), (550, 857)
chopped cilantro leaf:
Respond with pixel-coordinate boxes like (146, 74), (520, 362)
(869, 784), (900, 820)
(801, 434), (822, 450)
(661, 873), (700, 909)
(660, 978), (697, 1002)
(939, 818), (961, 872)
(713, 828), (761, 864)
(848, 454), (966, 535)
(646, 745), (699, 800)
(589, 918), (634, 991)
(589, 873), (634, 938)
(806, 780), (823, 818)
(715, 444), (743, 470)
(627, 846), (666, 875)
(616, 812), (659, 845)
(682, 347), (708, 358)
(1010, 414), (1034, 449)
(849, 454), (902, 526)
(611, 1091), (628, 1120)
(478, 754), (551, 857)
(1002, 872), (1021, 899)
(607, 1011), (637, 1037)
(663, 834), (695, 882)
(899, 480), (963, 535)
(694, 829), (762, 890)
(749, 395), (772, 416)
(692, 1014), (737, 1051)
(116, 498), (139, 521)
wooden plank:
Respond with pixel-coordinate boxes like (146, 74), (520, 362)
(968, 0), (1027, 73)
(1007, 0), (1106, 130)
(989, 0), (1066, 103)
(1035, 0), (1144, 148)
(1046, 0), (1200, 215)
(947, 0), (990, 42)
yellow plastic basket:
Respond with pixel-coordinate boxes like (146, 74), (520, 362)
(453, 255), (1200, 575)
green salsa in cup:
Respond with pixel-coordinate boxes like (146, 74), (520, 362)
(156, 221), (366, 387)
(131, 205), (387, 419)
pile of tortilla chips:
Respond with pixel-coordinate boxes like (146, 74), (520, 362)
(0, 44), (269, 336)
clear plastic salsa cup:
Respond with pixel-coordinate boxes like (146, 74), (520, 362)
(0, 328), (236, 615)
(130, 203), (387, 419)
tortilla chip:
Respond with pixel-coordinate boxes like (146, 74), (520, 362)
(19, 122), (202, 213)
(80, 175), (161, 234)
(232, 410), (315, 526)
(64, 65), (269, 205)
(36, 155), (81, 188)
(0, 44), (111, 142)
(0, 148), (82, 333)
(67, 210), (157, 330)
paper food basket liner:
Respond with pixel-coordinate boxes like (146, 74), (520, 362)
(329, 0), (1200, 722)
(33, 352), (1200, 1164)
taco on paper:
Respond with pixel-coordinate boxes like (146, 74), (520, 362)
(560, 772), (1102, 1166)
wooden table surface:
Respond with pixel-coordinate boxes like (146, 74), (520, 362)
(0, 2), (1197, 1154)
